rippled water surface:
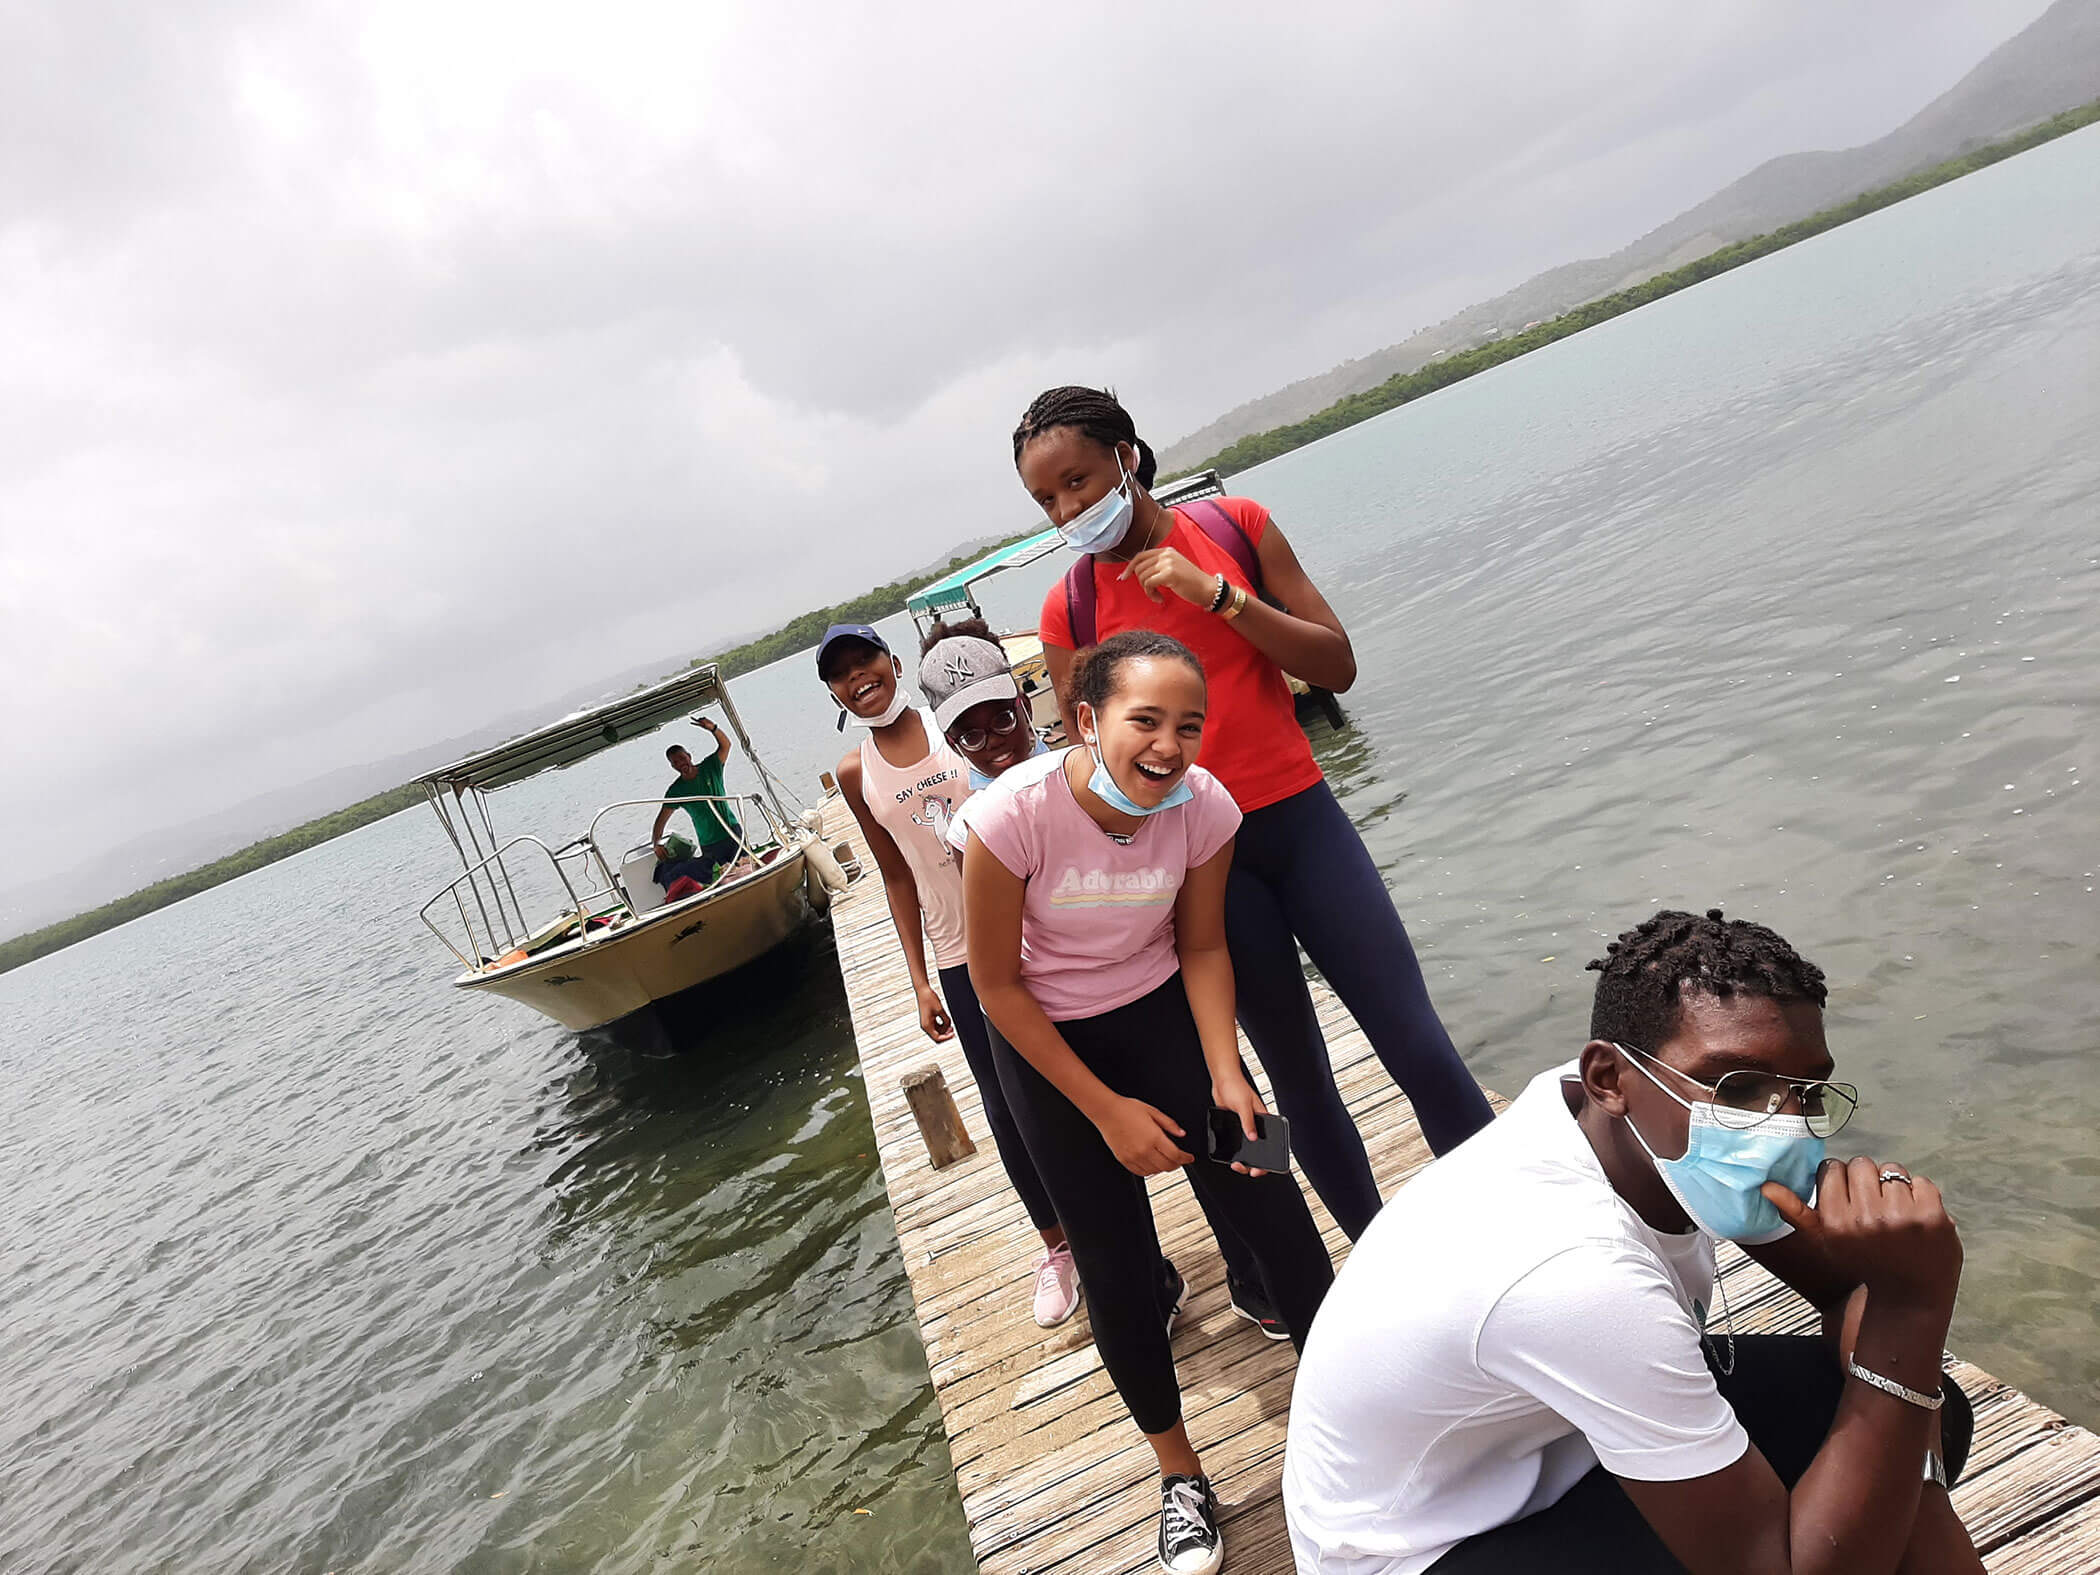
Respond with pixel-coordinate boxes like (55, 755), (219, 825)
(4, 124), (2098, 1571)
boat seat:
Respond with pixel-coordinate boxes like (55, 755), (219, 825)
(621, 850), (669, 915)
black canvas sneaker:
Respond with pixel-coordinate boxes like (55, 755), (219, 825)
(1226, 1274), (1290, 1342)
(1156, 1472), (1223, 1574)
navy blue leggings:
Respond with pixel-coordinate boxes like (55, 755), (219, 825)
(1220, 780), (1493, 1250)
(938, 963), (1060, 1233)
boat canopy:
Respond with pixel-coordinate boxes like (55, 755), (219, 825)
(906, 530), (1065, 620)
(903, 469), (1228, 624)
(421, 665), (727, 794)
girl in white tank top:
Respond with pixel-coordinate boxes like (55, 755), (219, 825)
(819, 624), (1076, 1328)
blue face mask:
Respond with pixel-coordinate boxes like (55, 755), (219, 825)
(1054, 450), (1137, 555)
(1084, 737), (1194, 818)
(1618, 1046), (1824, 1245)
(967, 734), (1046, 791)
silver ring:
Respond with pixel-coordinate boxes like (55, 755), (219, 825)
(1878, 1167), (1913, 1186)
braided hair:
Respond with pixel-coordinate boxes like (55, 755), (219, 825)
(918, 615), (997, 656)
(1069, 629), (1203, 712)
(1012, 385), (1159, 488)
(1587, 908), (1827, 1051)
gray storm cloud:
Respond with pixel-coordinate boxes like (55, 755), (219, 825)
(0, 0), (2048, 892)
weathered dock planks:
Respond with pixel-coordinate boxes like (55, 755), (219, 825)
(819, 797), (2100, 1573)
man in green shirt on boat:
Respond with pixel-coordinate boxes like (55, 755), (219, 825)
(651, 720), (742, 888)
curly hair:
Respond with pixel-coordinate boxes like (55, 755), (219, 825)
(918, 615), (998, 656)
(1011, 385), (1158, 488)
(1068, 629), (1203, 712)
(1587, 907), (1828, 1051)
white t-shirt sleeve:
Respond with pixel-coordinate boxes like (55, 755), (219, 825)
(1477, 1244), (1748, 1483)
(946, 794), (979, 853)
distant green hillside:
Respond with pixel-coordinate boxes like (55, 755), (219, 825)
(680, 531), (1033, 684)
(0, 535), (1031, 978)
(1184, 97), (2100, 478)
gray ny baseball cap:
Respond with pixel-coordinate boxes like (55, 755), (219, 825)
(919, 637), (1023, 731)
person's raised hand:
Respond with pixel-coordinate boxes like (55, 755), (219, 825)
(1098, 1096), (1195, 1176)
(1120, 546), (1215, 609)
(1764, 1155), (1963, 1315)
(915, 984), (954, 1043)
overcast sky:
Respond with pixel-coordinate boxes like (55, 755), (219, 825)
(0, 0), (2052, 896)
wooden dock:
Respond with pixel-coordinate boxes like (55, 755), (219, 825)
(819, 797), (2100, 1573)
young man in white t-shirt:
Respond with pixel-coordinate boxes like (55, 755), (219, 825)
(1283, 907), (1982, 1575)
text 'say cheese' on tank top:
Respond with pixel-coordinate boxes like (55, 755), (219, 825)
(857, 710), (973, 969)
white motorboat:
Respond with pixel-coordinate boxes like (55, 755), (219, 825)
(416, 664), (849, 1035)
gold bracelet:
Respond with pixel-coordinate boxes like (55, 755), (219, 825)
(1219, 582), (1248, 621)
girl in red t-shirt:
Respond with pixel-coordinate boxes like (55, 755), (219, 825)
(1014, 385), (1494, 1331)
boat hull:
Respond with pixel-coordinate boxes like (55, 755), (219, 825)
(454, 847), (812, 1031)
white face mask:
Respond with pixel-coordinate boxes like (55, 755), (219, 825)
(848, 689), (911, 729)
(836, 656), (911, 730)
(1053, 448), (1137, 555)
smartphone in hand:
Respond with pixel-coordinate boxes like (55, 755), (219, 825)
(1206, 1107), (1292, 1172)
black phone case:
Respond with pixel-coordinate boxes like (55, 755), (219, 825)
(1206, 1108), (1292, 1170)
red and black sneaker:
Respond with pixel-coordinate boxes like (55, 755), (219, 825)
(1227, 1275), (1290, 1342)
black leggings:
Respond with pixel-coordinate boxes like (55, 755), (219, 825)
(937, 963), (1059, 1233)
(988, 974), (1335, 1436)
(1224, 780), (1494, 1245)
(1428, 1335), (1976, 1572)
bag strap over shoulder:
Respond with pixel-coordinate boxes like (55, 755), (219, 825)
(1062, 555), (1098, 651)
(1181, 498), (1264, 594)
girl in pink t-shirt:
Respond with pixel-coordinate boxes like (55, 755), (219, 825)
(963, 630), (1334, 1573)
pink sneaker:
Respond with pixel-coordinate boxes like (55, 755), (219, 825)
(1032, 1243), (1082, 1327)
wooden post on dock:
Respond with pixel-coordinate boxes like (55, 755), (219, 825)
(900, 1065), (977, 1169)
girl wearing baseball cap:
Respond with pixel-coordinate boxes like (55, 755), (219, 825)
(819, 622), (1080, 1328)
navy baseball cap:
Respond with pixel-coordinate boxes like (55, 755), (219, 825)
(815, 622), (890, 678)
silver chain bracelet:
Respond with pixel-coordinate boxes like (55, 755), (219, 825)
(1847, 1357), (1945, 1411)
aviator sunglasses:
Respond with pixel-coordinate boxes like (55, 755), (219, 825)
(1617, 1042), (1860, 1137)
(951, 702), (1027, 755)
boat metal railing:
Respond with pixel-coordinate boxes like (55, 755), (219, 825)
(417, 792), (805, 975)
(583, 792), (794, 903)
(418, 834), (604, 971)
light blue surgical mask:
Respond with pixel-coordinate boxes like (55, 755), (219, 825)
(1085, 737), (1193, 818)
(1617, 1045), (1824, 1245)
(1054, 450), (1137, 554)
(968, 734), (1046, 791)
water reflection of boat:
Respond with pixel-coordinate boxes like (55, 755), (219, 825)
(905, 468), (1345, 738)
(415, 665), (849, 1035)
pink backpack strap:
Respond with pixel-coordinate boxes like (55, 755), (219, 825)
(1061, 555), (1097, 650)
(1181, 498), (1264, 595)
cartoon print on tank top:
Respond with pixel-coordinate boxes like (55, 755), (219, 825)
(908, 793), (956, 860)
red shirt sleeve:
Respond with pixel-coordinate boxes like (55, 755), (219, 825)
(1038, 572), (1076, 651)
(1219, 495), (1272, 549)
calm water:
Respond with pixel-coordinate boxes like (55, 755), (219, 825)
(5, 124), (2098, 1572)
